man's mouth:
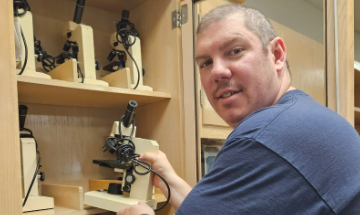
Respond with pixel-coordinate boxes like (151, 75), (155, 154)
(220, 91), (241, 98)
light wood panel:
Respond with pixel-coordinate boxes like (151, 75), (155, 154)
(337, 0), (354, 125)
(0, 1), (23, 214)
(201, 126), (233, 139)
(18, 76), (171, 109)
(327, 0), (354, 125)
(326, 0), (336, 110)
(181, 0), (198, 186)
(42, 184), (83, 210)
(271, 21), (326, 106)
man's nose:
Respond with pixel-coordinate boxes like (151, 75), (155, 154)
(211, 60), (232, 81)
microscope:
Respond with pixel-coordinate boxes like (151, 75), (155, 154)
(84, 101), (167, 212)
(13, 0), (51, 79)
(102, 10), (153, 91)
(19, 105), (54, 212)
(49, 0), (108, 86)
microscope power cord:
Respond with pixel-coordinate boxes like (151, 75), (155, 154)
(14, 0), (29, 76)
(20, 128), (41, 207)
(104, 117), (171, 211)
(116, 26), (140, 90)
(18, 29), (28, 75)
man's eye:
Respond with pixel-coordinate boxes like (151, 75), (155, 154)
(200, 60), (212, 68)
(230, 48), (242, 55)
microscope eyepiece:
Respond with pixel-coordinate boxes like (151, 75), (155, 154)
(123, 100), (137, 128)
(19, 105), (28, 129)
(121, 10), (130, 21)
(73, 0), (86, 24)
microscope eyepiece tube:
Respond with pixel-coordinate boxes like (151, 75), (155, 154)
(123, 100), (138, 128)
(73, 0), (86, 24)
(19, 105), (28, 129)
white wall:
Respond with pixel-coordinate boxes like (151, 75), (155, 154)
(243, 0), (323, 44)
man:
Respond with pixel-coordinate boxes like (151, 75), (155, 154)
(118, 4), (360, 215)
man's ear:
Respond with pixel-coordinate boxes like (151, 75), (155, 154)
(270, 37), (286, 73)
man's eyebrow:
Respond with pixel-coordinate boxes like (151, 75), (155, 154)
(219, 34), (246, 51)
(195, 54), (208, 62)
(195, 34), (246, 62)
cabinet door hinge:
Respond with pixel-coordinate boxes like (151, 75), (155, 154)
(200, 89), (204, 106)
(172, 5), (188, 29)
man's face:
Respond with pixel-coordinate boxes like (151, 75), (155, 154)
(195, 16), (282, 128)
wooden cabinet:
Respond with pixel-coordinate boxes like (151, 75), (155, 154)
(1, 0), (196, 214)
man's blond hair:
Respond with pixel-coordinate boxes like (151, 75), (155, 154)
(197, 4), (277, 51)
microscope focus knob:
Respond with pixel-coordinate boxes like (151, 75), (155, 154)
(107, 183), (123, 195)
(126, 174), (136, 184)
(95, 61), (101, 70)
(37, 171), (45, 181)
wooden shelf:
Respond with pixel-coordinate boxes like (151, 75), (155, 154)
(17, 76), (171, 109)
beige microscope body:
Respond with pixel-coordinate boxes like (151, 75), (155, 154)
(109, 33), (153, 91)
(20, 137), (54, 212)
(17, 11), (51, 79)
(84, 121), (159, 212)
(58, 21), (109, 86)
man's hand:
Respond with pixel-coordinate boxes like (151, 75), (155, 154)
(139, 150), (193, 210)
(139, 150), (177, 191)
(117, 201), (154, 215)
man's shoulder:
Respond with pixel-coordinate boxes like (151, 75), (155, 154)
(228, 89), (307, 141)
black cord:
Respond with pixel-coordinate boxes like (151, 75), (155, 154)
(18, 28), (28, 75)
(105, 117), (171, 211)
(20, 128), (41, 207)
(14, 3), (28, 76)
(115, 27), (140, 90)
(77, 64), (84, 83)
(132, 159), (171, 211)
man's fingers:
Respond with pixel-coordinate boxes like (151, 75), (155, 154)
(138, 201), (147, 205)
(139, 151), (159, 163)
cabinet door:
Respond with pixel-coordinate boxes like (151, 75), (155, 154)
(196, 0), (234, 131)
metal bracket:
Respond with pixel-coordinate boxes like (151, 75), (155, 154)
(172, 5), (188, 29)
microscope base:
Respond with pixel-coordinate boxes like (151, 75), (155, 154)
(17, 69), (51, 79)
(84, 190), (157, 212)
(22, 196), (54, 212)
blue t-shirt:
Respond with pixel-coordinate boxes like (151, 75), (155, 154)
(177, 90), (360, 215)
